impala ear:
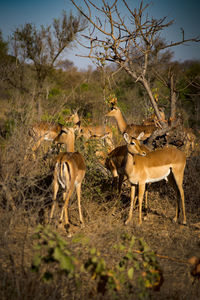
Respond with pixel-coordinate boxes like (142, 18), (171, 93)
(123, 132), (130, 143)
(137, 132), (144, 140)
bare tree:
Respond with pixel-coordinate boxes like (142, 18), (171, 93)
(11, 11), (87, 118)
(71, 0), (199, 146)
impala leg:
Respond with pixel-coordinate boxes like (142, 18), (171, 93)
(173, 172), (187, 225)
(170, 171), (186, 225)
(133, 186), (138, 210)
(110, 162), (118, 192)
(167, 173), (179, 223)
(173, 190), (180, 224)
(60, 187), (74, 227)
(50, 172), (59, 222)
(118, 174), (124, 195)
(132, 185), (148, 214)
(60, 191), (66, 223)
(125, 184), (136, 225)
(112, 176), (118, 192)
(76, 183), (84, 227)
(60, 192), (69, 225)
(144, 185), (148, 212)
(132, 196), (138, 210)
(138, 183), (145, 225)
(179, 185), (186, 225)
(111, 173), (124, 216)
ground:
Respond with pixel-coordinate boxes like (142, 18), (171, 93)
(0, 154), (200, 299)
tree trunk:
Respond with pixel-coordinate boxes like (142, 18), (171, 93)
(141, 78), (166, 128)
(169, 73), (176, 127)
(36, 97), (42, 121)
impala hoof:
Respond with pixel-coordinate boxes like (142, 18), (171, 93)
(172, 217), (177, 223)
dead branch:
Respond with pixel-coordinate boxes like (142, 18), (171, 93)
(71, 0), (200, 137)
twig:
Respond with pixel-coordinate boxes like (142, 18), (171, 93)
(132, 249), (190, 265)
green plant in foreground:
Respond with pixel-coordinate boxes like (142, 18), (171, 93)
(138, 238), (163, 297)
(115, 233), (163, 299)
(84, 247), (121, 294)
(31, 225), (77, 281)
(31, 226), (163, 299)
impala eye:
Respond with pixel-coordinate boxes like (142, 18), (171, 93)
(130, 141), (135, 145)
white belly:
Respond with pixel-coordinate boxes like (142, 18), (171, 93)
(145, 169), (170, 184)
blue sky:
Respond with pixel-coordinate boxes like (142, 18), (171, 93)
(0, 0), (199, 70)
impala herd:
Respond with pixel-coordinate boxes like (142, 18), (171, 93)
(27, 102), (188, 230)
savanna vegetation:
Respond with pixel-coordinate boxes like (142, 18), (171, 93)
(0, 1), (200, 299)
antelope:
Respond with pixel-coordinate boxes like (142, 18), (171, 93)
(26, 109), (83, 159)
(123, 132), (187, 225)
(69, 110), (114, 148)
(142, 108), (166, 128)
(27, 122), (61, 158)
(105, 106), (156, 141)
(27, 113), (79, 159)
(88, 133), (114, 166)
(105, 144), (127, 191)
(50, 127), (86, 229)
(105, 139), (150, 195)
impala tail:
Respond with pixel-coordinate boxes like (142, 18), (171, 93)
(56, 160), (71, 190)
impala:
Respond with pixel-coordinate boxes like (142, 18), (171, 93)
(142, 108), (166, 128)
(50, 127), (86, 229)
(106, 106), (156, 140)
(123, 132), (187, 225)
(27, 121), (73, 160)
(69, 110), (114, 147)
(27, 122), (61, 158)
(105, 144), (127, 192)
(105, 134), (150, 195)
(26, 110), (83, 159)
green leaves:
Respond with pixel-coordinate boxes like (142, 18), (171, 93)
(84, 246), (120, 293)
(138, 238), (163, 293)
(31, 225), (76, 280)
(127, 267), (134, 280)
(53, 247), (75, 273)
(31, 226), (163, 297)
